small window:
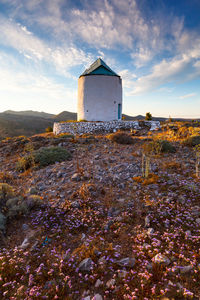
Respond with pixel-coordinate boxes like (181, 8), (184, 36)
(87, 110), (88, 112)
(114, 101), (116, 104)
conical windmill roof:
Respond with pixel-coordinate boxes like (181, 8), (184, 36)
(80, 58), (120, 77)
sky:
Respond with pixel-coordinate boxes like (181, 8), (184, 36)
(0, 0), (200, 118)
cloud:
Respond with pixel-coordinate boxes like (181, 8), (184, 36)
(130, 36), (200, 95)
(0, 0), (185, 67)
(0, 15), (94, 77)
(118, 69), (137, 89)
(0, 52), (77, 112)
(179, 93), (196, 99)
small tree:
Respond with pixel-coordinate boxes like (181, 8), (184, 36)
(45, 126), (53, 133)
(145, 112), (152, 121)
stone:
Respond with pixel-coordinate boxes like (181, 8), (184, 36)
(22, 224), (29, 231)
(19, 238), (30, 249)
(83, 297), (90, 300)
(70, 201), (80, 209)
(71, 173), (81, 182)
(118, 270), (128, 278)
(147, 228), (154, 235)
(152, 254), (170, 265)
(145, 216), (150, 227)
(106, 278), (115, 288)
(6, 197), (19, 207)
(95, 279), (103, 288)
(116, 257), (135, 268)
(179, 265), (193, 274)
(78, 258), (94, 272)
(0, 212), (6, 231)
(28, 187), (38, 195)
(196, 218), (200, 225)
(92, 294), (103, 300)
(185, 230), (191, 236)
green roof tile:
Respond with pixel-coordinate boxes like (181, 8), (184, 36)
(80, 58), (119, 77)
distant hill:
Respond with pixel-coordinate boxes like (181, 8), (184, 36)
(3, 110), (54, 119)
(54, 111), (77, 121)
(0, 113), (54, 139)
(0, 110), (199, 139)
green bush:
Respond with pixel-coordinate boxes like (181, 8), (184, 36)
(58, 133), (74, 139)
(107, 132), (134, 144)
(34, 147), (71, 167)
(0, 183), (15, 202)
(16, 146), (71, 171)
(145, 112), (152, 121)
(183, 135), (200, 147)
(144, 139), (176, 155)
(45, 126), (53, 133)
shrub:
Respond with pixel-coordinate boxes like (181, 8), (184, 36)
(16, 146), (71, 171)
(34, 147), (71, 167)
(0, 183), (15, 209)
(144, 139), (176, 155)
(45, 126), (53, 133)
(183, 135), (200, 147)
(16, 155), (34, 172)
(145, 112), (152, 121)
(0, 183), (15, 201)
(57, 133), (74, 139)
(107, 132), (134, 144)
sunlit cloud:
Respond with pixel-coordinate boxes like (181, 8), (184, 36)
(179, 93), (196, 99)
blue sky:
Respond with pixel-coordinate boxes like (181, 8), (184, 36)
(0, 0), (200, 118)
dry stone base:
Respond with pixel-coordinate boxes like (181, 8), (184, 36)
(53, 120), (160, 135)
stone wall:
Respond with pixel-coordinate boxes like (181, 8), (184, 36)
(53, 120), (160, 135)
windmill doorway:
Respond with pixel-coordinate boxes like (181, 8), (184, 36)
(118, 103), (122, 120)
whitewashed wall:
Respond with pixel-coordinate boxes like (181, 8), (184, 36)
(78, 75), (122, 121)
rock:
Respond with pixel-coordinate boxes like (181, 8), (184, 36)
(147, 228), (154, 235)
(6, 197), (19, 207)
(106, 278), (115, 288)
(27, 195), (43, 209)
(146, 263), (153, 270)
(71, 200), (80, 209)
(95, 279), (103, 288)
(196, 218), (200, 225)
(118, 270), (128, 278)
(145, 216), (150, 227)
(179, 265), (193, 274)
(19, 238), (30, 249)
(28, 187), (38, 195)
(92, 294), (103, 300)
(43, 280), (56, 290)
(22, 224), (29, 231)
(71, 173), (81, 182)
(185, 230), (191, 236)
(116, 257), (135, 268)
(152, 254), (170, 265)
(7, 201), (29, 218)
(0, 212), (6, 231)
(98, 256), (106, 268)
(78, 258), (94, 272)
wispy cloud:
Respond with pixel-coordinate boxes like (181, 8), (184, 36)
(0, 15), (94, 77)
(0, 52), (77, 112)
(0, 0), (185, 67)
(179, 93), (196, 99)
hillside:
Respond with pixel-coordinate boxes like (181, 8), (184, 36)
(0, 110), (199, 140)
(0, 113), (54, 139)
(54, 111), (77, 121)
(3, 110), (54, 119)
(0, 110), (77, 139)
(0, 122), (200, 299)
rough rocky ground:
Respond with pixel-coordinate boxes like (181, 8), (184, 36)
(0, 128), (199, 299)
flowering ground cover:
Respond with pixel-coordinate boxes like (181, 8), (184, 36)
(0, 123), (200, 299)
